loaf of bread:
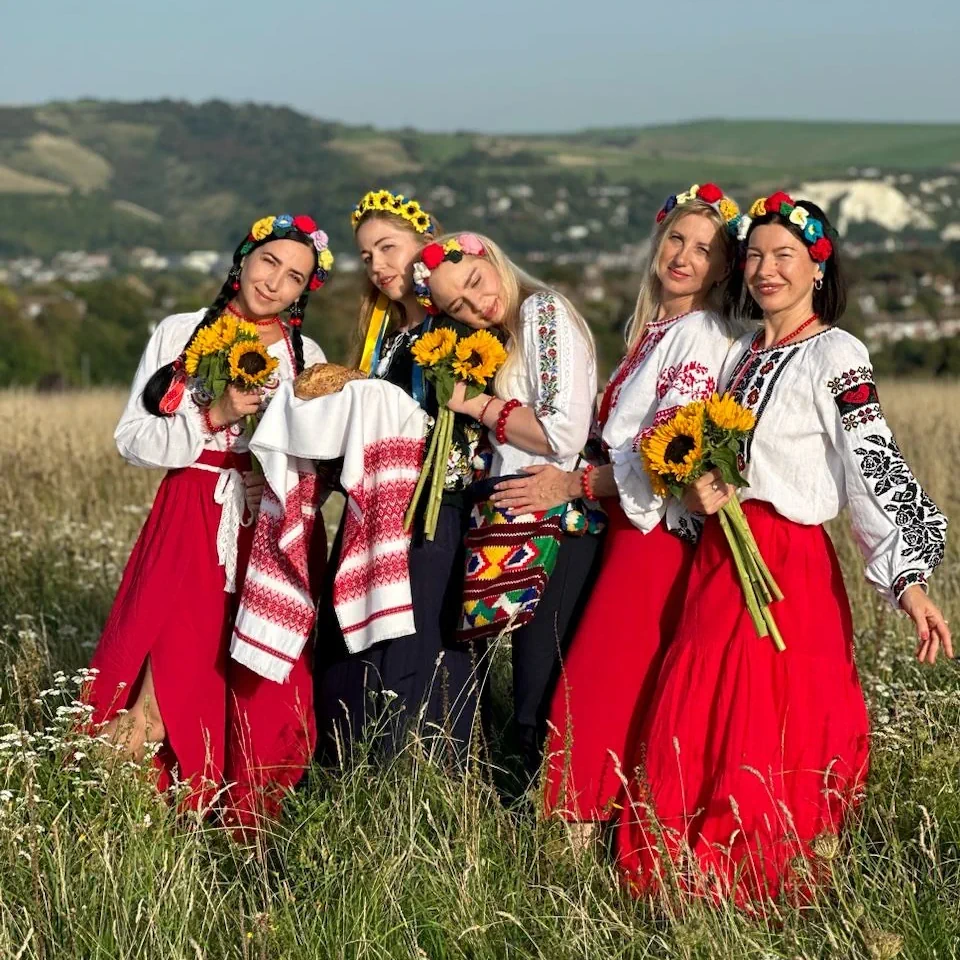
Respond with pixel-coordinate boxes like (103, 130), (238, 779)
(293, 363), (367, 400)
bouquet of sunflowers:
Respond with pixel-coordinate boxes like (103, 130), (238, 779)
(405, 327), (508, 540)
(185, 312), (278, 435)
(640, 393), (786, 651)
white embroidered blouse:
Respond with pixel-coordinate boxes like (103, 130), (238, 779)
(603, 310), (735, 538)
(115, 309), (326, 470)
(721, 326), (946, 604)
(491, 292), (597, 478)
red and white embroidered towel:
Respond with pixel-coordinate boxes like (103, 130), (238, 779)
(231, 379), (428, 683)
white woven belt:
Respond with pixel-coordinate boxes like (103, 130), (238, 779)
(188, 462), (253, 593)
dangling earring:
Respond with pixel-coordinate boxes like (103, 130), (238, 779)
(228, 264), (241, 292)
(814, 276), (823, 291)
(289, 299), (304, 327)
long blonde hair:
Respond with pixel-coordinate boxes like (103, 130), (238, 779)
(430, 232), (596, 396)
(351, 209), (443, 365)
(625, 201), (738, 348)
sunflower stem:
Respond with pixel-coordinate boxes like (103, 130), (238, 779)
(761, 603), (787, 653)
(404, 412), (442, 533)
(425, 409), (453, 541)
(718, 506), (768, 639)
(727, 494), (785, 602)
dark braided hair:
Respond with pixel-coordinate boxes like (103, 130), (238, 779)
(142, 226), (320, 416)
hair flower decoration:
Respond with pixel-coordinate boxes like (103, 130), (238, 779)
(351, 189), (436, 234)
(742, 191), (835, 266)
(655, 183), (742, 236)
(242, 212), (334, 295)
(413, 233), (487, 315)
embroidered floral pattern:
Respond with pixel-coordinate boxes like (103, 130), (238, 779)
(672, 512), (703, 544)
(656, 360), (716, 402)
(831, 375), (885, 432)
(534, 294), (560, 417)
(727, 345), (801, 458)
(599, 313), (689, 426)
(853, 433), (947, 583)
(827, 366), (874, 395)
(893, 570), (928, 599)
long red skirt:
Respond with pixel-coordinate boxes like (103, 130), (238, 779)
(542, 501), (694, 821)
(86, 449), (324, 828)
(616, 501), (870, 906)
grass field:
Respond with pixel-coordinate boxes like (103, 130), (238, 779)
(0, 386), (957, 959)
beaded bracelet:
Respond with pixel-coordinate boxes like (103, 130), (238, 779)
(200, 404), (227, 436)
(580, 463), (597, 501)
(495, 399), (521, 444)
(478, 395), (497, 425)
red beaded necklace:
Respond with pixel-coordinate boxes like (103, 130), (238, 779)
(226, 301), (278, 327)
(751, 313), (820, 352)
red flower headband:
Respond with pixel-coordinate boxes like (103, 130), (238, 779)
(412, 234), (487, 315)
(744, 192), (834, 264)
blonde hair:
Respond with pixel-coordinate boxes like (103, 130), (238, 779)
(430, 232), (596, 397)
(351, 209), (443, 365)
(625, 201), (739, 348)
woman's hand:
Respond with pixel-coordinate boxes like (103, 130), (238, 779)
(243, 471), (265, 519)
(491, 464), (580, 513)
(209, 384), (262, 428)
(445, 381), (486, 418)
(900, 585), (953, 664)
(682, 469), (733, 516)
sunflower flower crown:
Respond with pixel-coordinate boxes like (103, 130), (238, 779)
(242, 214), (334, 292)
(351, 189), (435, 235)
(738, 191), (835, 265)
(412, 233), (487, 316)
(656, 183), (742, 237)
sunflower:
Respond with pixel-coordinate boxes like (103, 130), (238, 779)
(184, 324), (228, 375)
(228, 341), (278, 387)
(641, 406), (704, 484)
(411, 327), (458, 367)
(452, 330), (508, 385)
(705, 392), (756, 433)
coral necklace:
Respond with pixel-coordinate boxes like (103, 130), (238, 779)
(752, 313), (819, 351)
(226, 301), (278, 327)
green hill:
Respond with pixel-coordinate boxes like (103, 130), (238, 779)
(1, 100), (958, 256)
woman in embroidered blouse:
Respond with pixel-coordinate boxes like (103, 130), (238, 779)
(314, 191), (483, 763)
(86, 214), (329, 827)
(505, 186), (744, 839)
(414, 232), (599, 777)
(617, 192), (951, 906)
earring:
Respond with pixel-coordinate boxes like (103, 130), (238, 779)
(814, 277), (823, 291)
(228, 264), (241, 291)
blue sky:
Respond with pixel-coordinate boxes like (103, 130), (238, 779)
(3, 0), (957, 131)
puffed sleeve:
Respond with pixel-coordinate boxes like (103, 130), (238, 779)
(608, 314), (730, 537)
(113, 315), (209, 469)
(812, 334), (947, 604)
(519, 293), (596, 460)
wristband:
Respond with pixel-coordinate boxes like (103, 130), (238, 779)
(495, 399), (521, 444)
(478, 395), (497, 425)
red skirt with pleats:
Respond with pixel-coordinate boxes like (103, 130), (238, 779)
(86, 449), (325, 828)
(615, 500), (870, 907)
(542, 500), (694, 821)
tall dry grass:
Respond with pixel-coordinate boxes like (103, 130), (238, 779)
(0, 384), (957, 959)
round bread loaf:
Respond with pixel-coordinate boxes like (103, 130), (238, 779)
(293, 362), (367, 400)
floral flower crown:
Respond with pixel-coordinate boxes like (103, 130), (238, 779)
(656, 183), (742, 236)
(738, 192), (835, 265)
(351, 189), (435, 235)
(412, 234), (487, 315)
(242, 214), (334, 292)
